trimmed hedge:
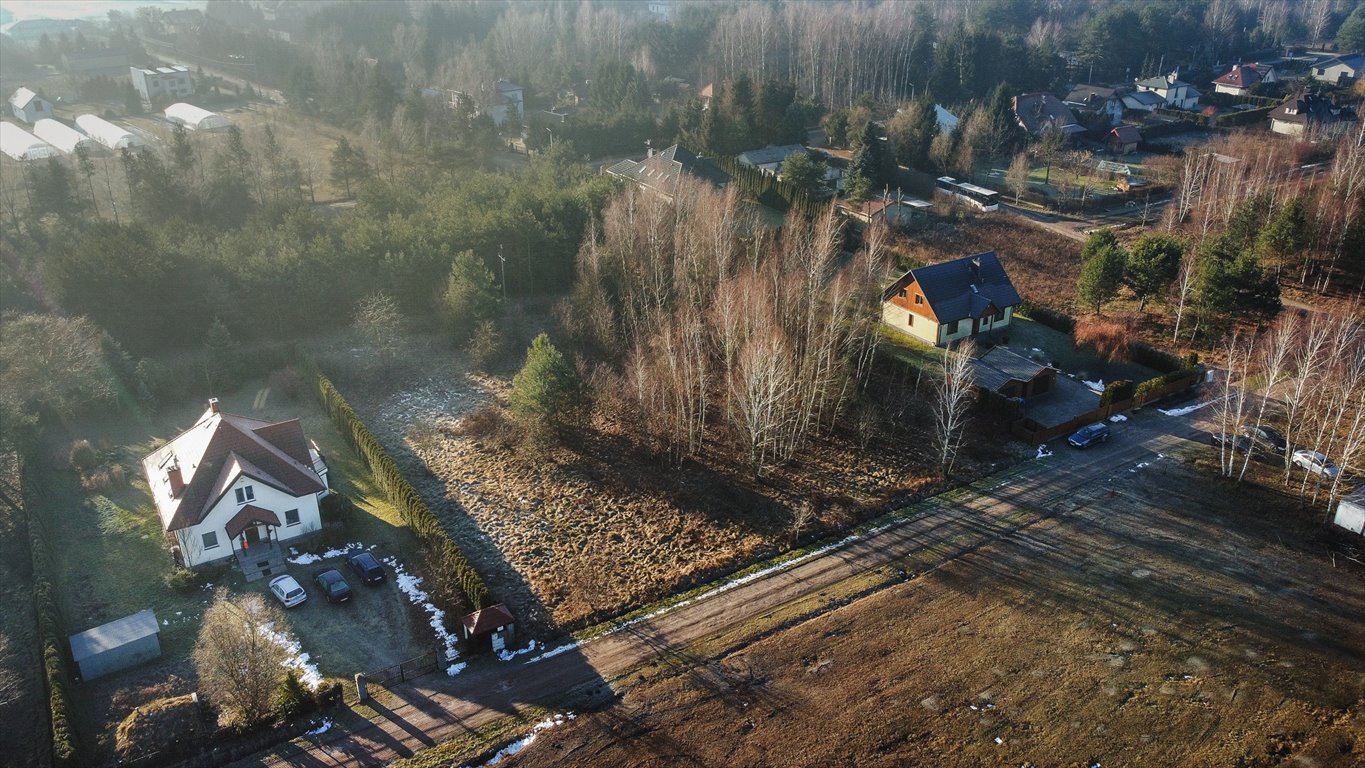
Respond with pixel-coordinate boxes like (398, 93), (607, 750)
(301, 360), (491, 611)
(1100, 379), (1135, 406)
(1017, 300), (1076, 334)
(28, 505), (79, 767)
(1135, 366), (1201, 402)
(1130, 341), (1182, 374)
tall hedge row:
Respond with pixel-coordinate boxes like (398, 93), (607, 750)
(28, 504), (79, 767)
(302, 361), (491, 611)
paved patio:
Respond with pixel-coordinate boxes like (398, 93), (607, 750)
(1020, 373), (1101, 429)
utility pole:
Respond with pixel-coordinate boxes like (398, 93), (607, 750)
(497, 244), (506, 301)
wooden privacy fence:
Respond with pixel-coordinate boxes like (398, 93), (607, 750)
(1011, 370), (1203, 444)
(366, 649), (443, 687)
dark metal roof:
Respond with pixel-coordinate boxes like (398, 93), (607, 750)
(972, 347), (1052, 391)
(462, 603), (515, 635)
(69, 609), (159, 662)
(604, 144), (731, 196)
(882, 251), (1022, 325)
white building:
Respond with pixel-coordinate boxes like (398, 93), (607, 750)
(165, 103), (230, 131)
(129, 65), (194, 103)
(75, 114), (145, 150)
(142, 400), (330, 573)
(1311, 54), (1364, 86)
(1334, 488), (1365, 536)
(32, 119), (97, 154)
(1134, 72), (1200, 110)
(0, 122), (59, 160)
(9, 87), (54, 124)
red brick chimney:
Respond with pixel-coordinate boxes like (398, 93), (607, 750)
(208, 397), (219, 414)
(167, 462), (185, 497)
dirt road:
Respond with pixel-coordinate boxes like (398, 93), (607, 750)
(235, 411), (1211, 767)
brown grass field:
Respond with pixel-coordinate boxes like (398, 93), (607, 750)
(497, 455), (1365, 767)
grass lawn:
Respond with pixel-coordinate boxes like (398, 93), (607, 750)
(30, 375), (432, 757)
(1005, 316), (1160, 384)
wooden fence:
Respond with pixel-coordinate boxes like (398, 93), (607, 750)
(1011, 370), (1203, 444)
(366, 649), (443, 687)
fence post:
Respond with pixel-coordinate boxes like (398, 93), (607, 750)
(354, 673), (368, 702)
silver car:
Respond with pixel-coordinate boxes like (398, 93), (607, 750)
(1291, 449), (1340, 479)
(268, 574), (308, 608)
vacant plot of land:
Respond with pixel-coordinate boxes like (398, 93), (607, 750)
(503, 456), (1365, 767)
(29, 379), (429, 761)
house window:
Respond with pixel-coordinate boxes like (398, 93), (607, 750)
(202, 531), (219, 550)
(946, 320), (960, 335)
(907, 313), (914, 326)
(235, 486), (255, 504)
(285, 509), (300, 526)
(898, 289), (907, 298)
(914, 294), (923, 305)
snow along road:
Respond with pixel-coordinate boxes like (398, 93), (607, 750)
(235, 412), (1205, 768)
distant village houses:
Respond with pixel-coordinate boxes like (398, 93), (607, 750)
(1134, 72), (1200, 110)
(1268, 91), (1358, 137)
(1210, 63), (1278, 96)
(1063, 85), (1124, 127)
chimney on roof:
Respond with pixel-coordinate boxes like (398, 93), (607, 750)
(646, 139), (654, 158)
(167, 462), (185, 497)
(208, 397), (220, 414)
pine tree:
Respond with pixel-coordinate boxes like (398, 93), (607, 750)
(1076, 241), (1126, 314)
(1124, 234), (1184, 312)
(442, 250), (502, 343)
(509, 333), (585, 436)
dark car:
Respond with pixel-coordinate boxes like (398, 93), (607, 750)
(346, 551), (386, 585)
(1068, 422), (1111, 449)
(1210, 432), (1263, 458)
(1239, 424), (1287, 454)
(313, 568), (352, 603)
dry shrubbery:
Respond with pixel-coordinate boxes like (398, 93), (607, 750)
(1074, 319), (1133, 363)
(904, 218), (1082, 311)
(115, 693), (208, 761)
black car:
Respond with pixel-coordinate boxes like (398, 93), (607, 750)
(1210, 432), (1264, 458)
(1239, 424), (1287, 454)
(346, 551), (386, 585)
(313, 568), (352, 603)
(1068, 422), (1111, 449)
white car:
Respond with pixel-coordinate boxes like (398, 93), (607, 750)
(269, 575), (308, 608)
(1291, 449), (1340, 479)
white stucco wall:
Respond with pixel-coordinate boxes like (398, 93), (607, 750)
(174, 474), (321, 568)
(881, 303), (939, 345)
(937, 306), (1013, 346)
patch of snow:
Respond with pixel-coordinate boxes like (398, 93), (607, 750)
(995, 736), (1004, 745)
(1108, 414), (1127, 423)
(162, 619), (169, 626)
(288, 543), (362, 565)
(498, 639), (539, 662)
(1159, 401), (1210, 417)
(1082, 379), (1105, 393)
(447, 662), (467, 676)
(259, 623), (322, 690)
(463, 714), (574, 768)
(305, 719), (333, 737)
(1036, 445), (1054, 459)
(526, 643), (578, 664)
(382, 556), (461, 670)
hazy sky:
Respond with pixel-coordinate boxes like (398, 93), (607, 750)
(1, 0), (204, 23)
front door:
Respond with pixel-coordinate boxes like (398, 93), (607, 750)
(244, 525), (263, 548)
(972, 317), (980, 335)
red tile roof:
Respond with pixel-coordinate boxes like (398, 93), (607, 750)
(1213, 64), (1261, 89)
(462, 603), (515, 635)
(143, 407), (325, 532)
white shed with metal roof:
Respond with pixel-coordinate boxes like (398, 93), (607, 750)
(69, 609), (161, 680)
(1, 121), (59, 160)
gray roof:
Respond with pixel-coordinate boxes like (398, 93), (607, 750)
(737, 144), (808, 167)
(881, 251), (1022, 324)
(1013, 92), (1081, 135)
(604, 144), (730, 195)
(972, 347), (1052, 391)
(69, 609), (159, 661)
(1124, 91), (1166, 107)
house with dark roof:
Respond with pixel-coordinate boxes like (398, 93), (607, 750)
(970, 347), (1056, 400)
(142, 399), (330, 575)
(1064, 84), (1124, 127)
(1311, 53), (1364, 86)
(604, 143), (731, 199)
(1012, 92), (1086, 137)
(1106, 125), (1142, 155)
(1269, 91), (1358, 137)
(1211, 63), (1277, 96)
(1121, 89), (1166, 113)
(1134, 72), (1200, 110)
(880, 252), (1022, 347)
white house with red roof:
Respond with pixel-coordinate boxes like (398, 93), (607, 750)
(142, 399), (330, 574)
(1211, 63), (1278, 96)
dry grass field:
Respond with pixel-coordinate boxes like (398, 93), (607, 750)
(499, 456), (1365, 767)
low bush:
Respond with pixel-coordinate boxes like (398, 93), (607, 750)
(1129, 341), (1182, 373)
(319, 492), (356, 524)
(458, 403), (510, 439)
(466, 320), (505, 373)
(270, 670), (316, 721)
(1100, 379), (1135, 406)
(269, 366), (306, 401)
(1018, 300), (1075, 334)
(68, 440), (97, 474)
(115, 693), (208, 761)
(163, 567), (205, 593)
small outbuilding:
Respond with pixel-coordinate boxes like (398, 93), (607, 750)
(69, 609), (161, 681)
(1, 122), (59, 160)
(1334, 488), (1365, 536)
(9, 86), (54, 124)
(164, 102), (230, 132)
(971, 346), (1057, 399)
(460, 603), (515, 653)
(1106, 125), (1142, 155)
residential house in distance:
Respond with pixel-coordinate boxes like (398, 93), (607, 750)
(1064, 84), (1124, 127)
(935, 104), (959, 134)
(1012, 92), (1086, 137)
(488, 79), (524, 127)
(8, 86), (54, 123)
(1134, 72), (1200, 110)
(839, 194), (932, 229)
(1211, 63), (1278, 96)
(1310, 53), (1364, 86)
(605, 144), (731, 199)
(141, 399), (331, 579)
(1121, 89), (1166, 113)
(1268, 91), (1358, 137)
(129, 65), (194, 103)
(647, 0), (673, 22)
(1106, 125), (1142, 155)
(62, 48), (134, 76)
(880, 251), (1022, 347)
(736, 144), (844, 194)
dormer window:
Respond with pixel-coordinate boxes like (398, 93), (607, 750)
(235, 485), (255, 504)
(914, 294), (923, 305)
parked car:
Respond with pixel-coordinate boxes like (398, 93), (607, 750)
(346, 551), (386, 585)
(1292, 449), (1340, 478)
(1068, 422), (1111, 449)
(269, 575), (308, 608)
(1210, 432), (1263, 457)
(313, 568), (352, 603)
(1239, 424), (1287, 454)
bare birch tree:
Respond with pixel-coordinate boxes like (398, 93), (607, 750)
(933, 340), (976, 478)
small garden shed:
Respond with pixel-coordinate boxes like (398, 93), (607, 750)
(1334, 489), (1365, 536)
(69, 608), (161, 680)
(461, 603), (515, 653)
